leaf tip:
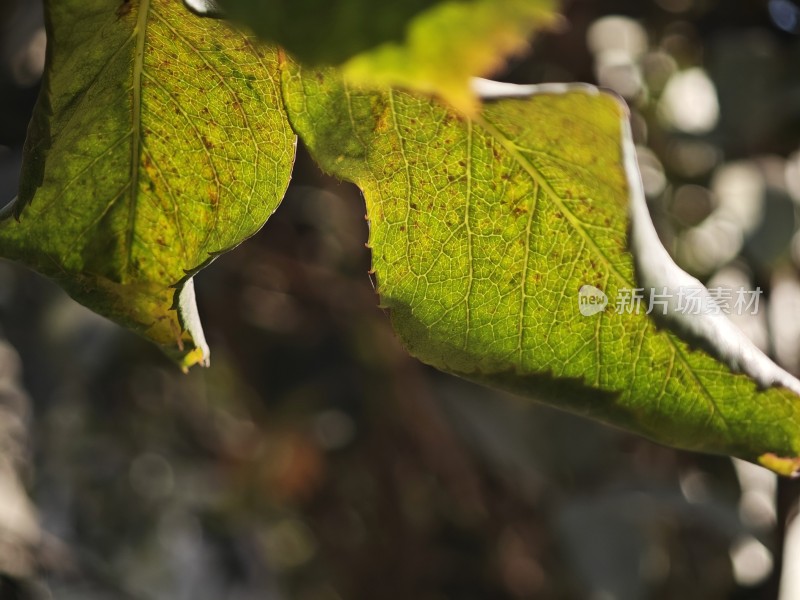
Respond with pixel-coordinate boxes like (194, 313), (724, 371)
(445, 89), (481, 119)
(758, 453), (800, 478)
(179, 346), (210, 372)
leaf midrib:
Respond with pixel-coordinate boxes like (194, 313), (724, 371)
(128, 0), (151, 274)
(475, 113), (630, 286)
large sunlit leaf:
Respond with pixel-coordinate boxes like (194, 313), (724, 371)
(0, 0), (295, 368)
(280, 61), (800, 475)
(205, 0), (557, 114)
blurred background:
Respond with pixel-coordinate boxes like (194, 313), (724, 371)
(2, 0), (800, 598)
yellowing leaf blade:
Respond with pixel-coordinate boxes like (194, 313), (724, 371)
(1, 0), (296, 366)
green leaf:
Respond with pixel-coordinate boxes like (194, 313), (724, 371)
(210, 0), (558, 113)
(341, 0), (557, 114)
(0, 0), (295, 368)
(280, 63), (800, 475)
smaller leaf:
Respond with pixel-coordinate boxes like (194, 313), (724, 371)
(208, 0), (558, 114)
(342, 0), (558, 114)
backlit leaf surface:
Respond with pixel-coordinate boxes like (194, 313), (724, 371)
(280, 62), (800, 474)
(0, 0), (296, 367)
